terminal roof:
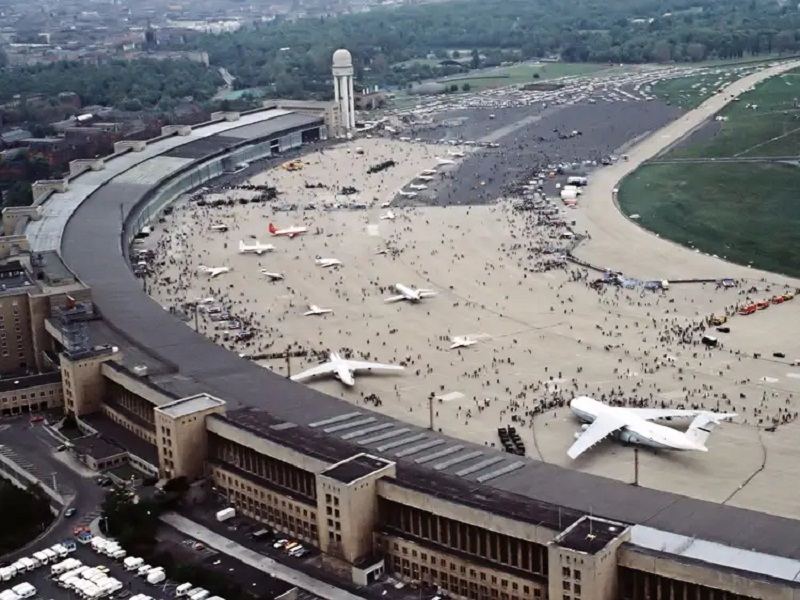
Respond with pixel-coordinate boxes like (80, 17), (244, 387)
(323, 454), (392, 484)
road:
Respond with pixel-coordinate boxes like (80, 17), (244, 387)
(574, 58), (800, 284)
(161, 513), (368, 600)
(0, 418), (105, 562)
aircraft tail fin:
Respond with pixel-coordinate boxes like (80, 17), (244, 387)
(685, 412), (735, 448)
(239, 240), (246, 251)
(268, 223), (276, 234)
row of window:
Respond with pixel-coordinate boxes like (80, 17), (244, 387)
(386, 552), (542, 600)
(214, 469), (318, 543)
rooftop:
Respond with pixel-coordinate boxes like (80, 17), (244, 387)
(72, 435), (127, 460)
(82, 412), (159, 467)
(555, 516), (628, 555)
(157, 393), (225, 418)
(0, 371), (61, 393)
(323, 454), (393, 484)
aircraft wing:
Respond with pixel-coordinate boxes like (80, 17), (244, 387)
(626, 408), (709, 421)
(567, 414), (627, 459)
(344, 360), (404, 374)
(384, 295), (406, 303)
(290, 363), (336, 382)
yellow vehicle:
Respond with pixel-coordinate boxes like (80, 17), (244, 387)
(282, 160), (304, 171)
(709, 314), (727, 326)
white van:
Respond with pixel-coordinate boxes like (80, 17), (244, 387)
(176, 583), (194, 596)
(189, 588), (209, 600)
(11, 583), (36, 598)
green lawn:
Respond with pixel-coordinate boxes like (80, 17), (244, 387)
(436, 62), (611, 92)
(618, 162), (800, 277)
(667, 69), (800, 158)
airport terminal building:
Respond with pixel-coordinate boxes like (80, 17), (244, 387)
(1, 103), (799, 600)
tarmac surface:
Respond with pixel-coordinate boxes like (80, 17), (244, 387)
(143, 61), (800, 521)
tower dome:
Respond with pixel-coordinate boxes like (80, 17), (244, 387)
(332, 48), (353, 68)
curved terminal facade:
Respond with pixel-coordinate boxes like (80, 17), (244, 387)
(2, 104), (799, 600)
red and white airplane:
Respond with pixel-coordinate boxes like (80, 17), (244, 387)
(268, 223), (308, 238)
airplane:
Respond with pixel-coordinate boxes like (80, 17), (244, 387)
(197, 265), (231, 278)
(449, 335), (479, 349)
(435, 157), (456, 166)
(315, 257), (343, 268)
(209, 224), (229, 232)
(398, 190), (418, 198)
(385, 283), (437, 303)
(567, 396), (736, 459)
(416, 175), (435, 182)
(409, 184), (428, 190)
(420, 169), (437, 176)
(380, 210), (396, 221)
(304, 304), (332, 316)
(291, 351), (404, 386)
(239, 240), (275, 255)
(260, 269), (284, 281)
(269, 223), (308, 238)
(447, 150), (466, 158)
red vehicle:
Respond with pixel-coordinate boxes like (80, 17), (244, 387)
(772, 295), (787, 304)
(756, 300), (770, 310)
(739, 304), (757, 316)
(29, 415), (44, 423)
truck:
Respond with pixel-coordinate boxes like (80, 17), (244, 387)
(124, 557), (144, 571)
(146, 568), (166, 585)
(176, 583), (194, 597)
(215, 507), (236, 522)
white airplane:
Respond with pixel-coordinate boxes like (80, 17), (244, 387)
(435, 157), (456, 166)
(197, 265), (231, 278)
(449, 335), (478, 349)
(385, 283), (437, 303)
(420, 169), (437, 176)
(567, 396), (736, 459)
(315, 257), (343, 268)
(380, 210), (396, 221)
(194, 296), (215, 305)
(398, 190), (418, 198)
(239, 240), (275, 255)
(447, 150), (466, 158)
(260, 269), (284, 281)
(409, 184), (428, 190)
(209, 224), (229, 232)
(304, 304), (332, 316)
(291, 351), (404, 386)
(269, 223), (308, 238)
(416, 175), (435, 182)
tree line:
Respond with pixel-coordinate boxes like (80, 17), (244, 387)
(0, 59), (221, 109)
(177, 0), (800, 97)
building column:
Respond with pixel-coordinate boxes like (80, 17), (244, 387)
(347, 75), (356, 129)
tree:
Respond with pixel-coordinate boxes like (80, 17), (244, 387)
(451, 50), (460, 59)
(470, 48), (480, 69)
(461, 82), (471, 91)
(0, 47), (7, 68)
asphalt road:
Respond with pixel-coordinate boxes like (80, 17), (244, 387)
(0, 417), (106, 563)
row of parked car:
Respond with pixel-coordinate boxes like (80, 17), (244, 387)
(90, 537), (227, 600)
(0, 542), (78, 600)
(1, 541), (75, 581)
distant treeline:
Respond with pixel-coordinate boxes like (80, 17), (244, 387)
(180, 0), (800, 96)
(0, 59), (221, 110)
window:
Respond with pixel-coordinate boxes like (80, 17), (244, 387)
(573, 570), (581, 581)
(574, 584), (581, 595)
(562, 582), (570, 591)
(562, 567), (570, 577)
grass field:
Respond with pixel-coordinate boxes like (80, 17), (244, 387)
(668, 68), (800, 158)
(436, 62), (610, 91)
(618, 162), (800, 277)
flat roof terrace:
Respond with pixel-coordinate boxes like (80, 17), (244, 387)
(39, 108), (800, 566)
